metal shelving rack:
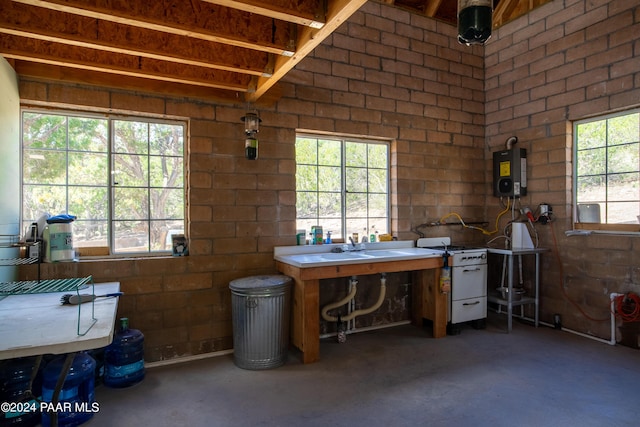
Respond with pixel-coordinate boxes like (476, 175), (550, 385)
(0, 234), (96, 335)
(486, 247), (548, 332)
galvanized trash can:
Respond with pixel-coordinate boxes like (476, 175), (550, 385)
(229, 275), (292, 370)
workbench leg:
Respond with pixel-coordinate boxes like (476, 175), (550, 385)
(431, 268), (447, 338)
(291, 278), (320, 364)
(507, 255), (514, 333)
(413, 269), (447, 338)
(534, 253), (540, 327)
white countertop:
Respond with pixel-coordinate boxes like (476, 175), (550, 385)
(0, 282), (120, 359)
(274, 241), (445, 268)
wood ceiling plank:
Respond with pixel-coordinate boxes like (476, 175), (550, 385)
(247, 0), (369, 102)
(493, 0), (518, 28)
(1, 1), (270, 77)
(425, 0), (443, 18)
(0, 34), (251, 91)
(204, 0), (327, 28)
(15, 61), (246, 103)
(12, 0), (295, 55)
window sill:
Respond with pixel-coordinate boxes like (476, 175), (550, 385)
(568, 225), (640, 236)
(76, 247), (178, 260)
(78, 253), (178, 262)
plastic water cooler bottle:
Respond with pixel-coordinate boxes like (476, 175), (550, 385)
(0, 356), (42, 427)
(41, 353), (96, 427)
(104, 318), (145, 388)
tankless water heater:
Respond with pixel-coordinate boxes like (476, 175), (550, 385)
(493, 148), (527, 197)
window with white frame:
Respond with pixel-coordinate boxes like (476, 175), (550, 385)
(295, 133), (390, 242)
(574, 109), (640, 232)
(22, 110), (186, 255)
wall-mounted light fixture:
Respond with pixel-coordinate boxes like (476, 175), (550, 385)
(241, 109), (261, 160)
(457, 0), (492, 46)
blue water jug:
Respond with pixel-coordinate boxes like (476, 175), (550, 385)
(0, 356), (42, 427)
(41, 353), (96, 427)
(104, 317), (145, 388)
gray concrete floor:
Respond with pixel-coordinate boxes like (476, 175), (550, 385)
(87, 313), (639, 427)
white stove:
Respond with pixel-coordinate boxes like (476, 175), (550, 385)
(416, 237), (487, 334)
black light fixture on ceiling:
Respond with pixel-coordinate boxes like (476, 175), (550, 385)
(241, 109), (261, 160)
(457, 0), (493, 45)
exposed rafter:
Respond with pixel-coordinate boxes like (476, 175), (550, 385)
(0, 0), (552, 103)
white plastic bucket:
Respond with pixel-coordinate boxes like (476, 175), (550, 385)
(48, 223), (74, 261)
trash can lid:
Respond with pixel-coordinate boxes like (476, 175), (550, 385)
(229, 275), (292, 292)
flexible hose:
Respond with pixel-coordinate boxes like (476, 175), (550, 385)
(614, 292), (640, 322)
(341, 276), (386, 322)
(321, 277), (358, 321)
(552, 221), (640, 323)
(321, 275), (387, 323)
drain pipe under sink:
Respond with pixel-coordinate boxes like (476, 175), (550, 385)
(321, 274), (387, 323)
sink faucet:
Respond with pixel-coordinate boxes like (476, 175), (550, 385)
(347, 237), (365, 251)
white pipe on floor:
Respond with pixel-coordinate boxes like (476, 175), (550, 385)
(514, 292), (622, 346)
(319, 320), (411, 339)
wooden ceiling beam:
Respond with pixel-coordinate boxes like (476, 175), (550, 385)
(1, 1), (270, 77)
(0, 34), (251, 91)
(12, 0), (295, 56)
(425, 0), (443, 18)
(247, 0), (369, 102)
(203, 0), (327, 28)
(14, 61), (247, 103)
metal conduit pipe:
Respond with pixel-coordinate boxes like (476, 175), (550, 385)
(321, 274), (387, 323)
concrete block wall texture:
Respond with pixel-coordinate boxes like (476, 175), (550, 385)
(485, 0), (640, 338)
(17, 1), (485, 362)
(14, 0), (639, 361)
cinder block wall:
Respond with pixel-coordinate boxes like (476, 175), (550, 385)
(18, 1), (486, 362)
(485, 0), (640, 338)
(16, 0), (638, 361)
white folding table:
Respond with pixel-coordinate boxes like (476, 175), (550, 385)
(0, 282), (120, 426)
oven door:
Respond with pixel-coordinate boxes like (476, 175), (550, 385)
(451, 264), (487, 324)
(452, 265), (486, 300)
(451, 297), (486, 323)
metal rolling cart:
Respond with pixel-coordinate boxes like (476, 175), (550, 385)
(486, 247), (548, 332)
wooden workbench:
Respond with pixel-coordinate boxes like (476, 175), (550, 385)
(275, 257), (446, 364)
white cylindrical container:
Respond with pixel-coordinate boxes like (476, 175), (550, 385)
(48, 223), (74, 262)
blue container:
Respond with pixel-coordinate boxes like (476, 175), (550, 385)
(41, 353), (96, 427)
(104, 318), (145, 388)
(0, 357), (42, 427)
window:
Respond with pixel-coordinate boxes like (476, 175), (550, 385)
(22, 110), (186, 255)
(574, 109), (640, 232)
(295, 134), (390, 242)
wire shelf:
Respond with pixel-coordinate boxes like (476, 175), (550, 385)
(0, 257), (40, 266)
(0, 276), (92, 295)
